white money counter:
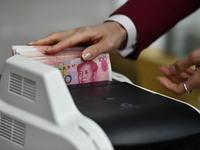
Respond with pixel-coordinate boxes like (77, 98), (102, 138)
(0, 55), (200, 150)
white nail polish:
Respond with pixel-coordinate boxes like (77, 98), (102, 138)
(28, 42), (35, 45)
(82, 52), (92, 60)
(45, 47), (51, 52)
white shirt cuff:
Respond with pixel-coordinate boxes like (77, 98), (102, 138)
(106, 14), (137, 57)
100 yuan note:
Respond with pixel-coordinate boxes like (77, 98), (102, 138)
(55, 54), (112, 85)
(12, 45), (112, 85)
(12, 45), (84, 65)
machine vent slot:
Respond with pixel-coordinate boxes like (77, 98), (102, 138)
(9, 73), (36, 101)
(0, 113), (26, 147)
(78, 125), (100, 150)
(78, 125), (90, 136)
(92, 139), (100, 150)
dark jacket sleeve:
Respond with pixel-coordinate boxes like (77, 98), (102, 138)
(112, 0), (200, 59)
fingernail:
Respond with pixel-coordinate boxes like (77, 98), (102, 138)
(45, 47), (51, 52)
(82, 52), (92, 60)
(28, 41), (35, 45)
(169, 64), (176, 73)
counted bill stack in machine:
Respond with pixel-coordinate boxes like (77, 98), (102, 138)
(12, 45), (112, 85)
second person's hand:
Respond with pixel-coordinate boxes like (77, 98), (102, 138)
(158, 47), (200, 95)
(28, 21), (127, 61)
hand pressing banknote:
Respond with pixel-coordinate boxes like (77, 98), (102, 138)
(12, 45), (112, 85)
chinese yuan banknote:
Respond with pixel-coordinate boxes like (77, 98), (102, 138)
(12, 45), (83, 65)
(12, 45), (112, 85)
(55, 54), (112, 85)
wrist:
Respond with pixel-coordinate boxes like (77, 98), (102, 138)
(104, 21), (127, 49)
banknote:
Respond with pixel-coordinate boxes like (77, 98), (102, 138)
(12, 45), (83, 65)
(55, 54), (112, 85)
(12, 45), (112, 85)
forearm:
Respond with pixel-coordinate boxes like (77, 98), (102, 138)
(111, 0), (200, 59)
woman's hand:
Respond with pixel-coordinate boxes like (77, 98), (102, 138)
(157, 47), (200, 95)
(28, 21), (127, 61)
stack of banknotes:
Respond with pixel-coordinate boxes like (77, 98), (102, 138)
(12, 45), (112, 85)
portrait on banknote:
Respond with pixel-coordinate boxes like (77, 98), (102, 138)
(77, 60), (98, 84)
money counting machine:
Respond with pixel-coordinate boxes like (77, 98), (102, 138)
(0, 55), (200, 150)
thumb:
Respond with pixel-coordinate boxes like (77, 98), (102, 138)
(170, 48), (200, 73)
(82, 45), (103, 61)
(169, 56), (193, 74)
(82, 41), (114, 61)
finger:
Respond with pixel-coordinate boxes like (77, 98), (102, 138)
(44, 39), (72, 54)
(157, 76), (186, 95)
(160, 66), (193, 89)
(29, 33), (60, 46)
(29, 31), (73, 46)
(82, 45), (99, 61)
(170, 48), (200, 73)
(169, 57), (193, 74)
(178, 72), (190, 79)
(159, 66), (184, 83)
(82, 39), (114, 61)
(185, 69), (200, 91)
(172, 67), (194, 79)
(45, 30), (94, 54)
(185, 68), (195, 75)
